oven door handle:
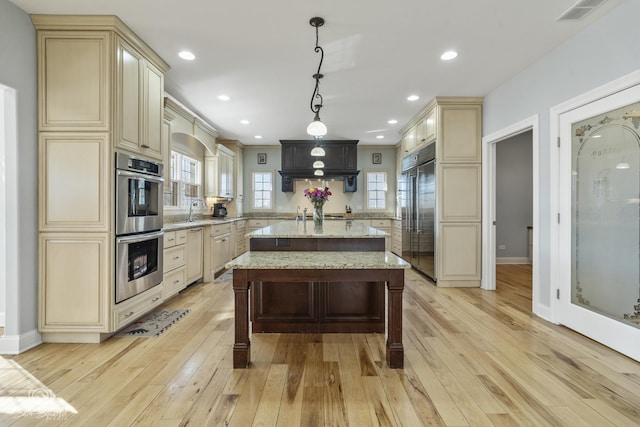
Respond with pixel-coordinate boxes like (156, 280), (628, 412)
(117, 169), (164, 183)
(116, 230), (164, 244)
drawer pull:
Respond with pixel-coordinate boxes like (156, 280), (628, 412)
(141, 144), (150, 148)
(168, 238), (175, 242)
(152, 297), (160, 302)
(124, 311), (135, 318)
(173, 279), (180, 284)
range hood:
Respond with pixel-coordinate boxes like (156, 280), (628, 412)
(278, 140), (359, 192)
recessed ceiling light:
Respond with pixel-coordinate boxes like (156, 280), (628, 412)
(387, 119), (398, 124)
(254, 135), (262, 139)
(240, 119), (250, 125)
(218, 95), (230, 101)
(441, 50), (458, 61)
(376, 135), (384, 139)
(407, 95), (420, 101)
(178, 51), (196, 61)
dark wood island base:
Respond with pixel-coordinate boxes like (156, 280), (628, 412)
(232, 264), (406, 369)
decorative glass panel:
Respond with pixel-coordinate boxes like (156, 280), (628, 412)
(571, 102), (640, 328)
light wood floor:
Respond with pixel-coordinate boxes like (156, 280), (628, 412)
(2, 265), (640, 426)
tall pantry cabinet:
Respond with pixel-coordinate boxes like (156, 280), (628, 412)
(34, 15), (170, 342)
(400, 97), (482, 287)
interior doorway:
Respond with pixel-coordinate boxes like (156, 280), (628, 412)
(482, 115), (540, 315)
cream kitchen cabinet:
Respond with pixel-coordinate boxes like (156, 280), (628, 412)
(204, 223), (232, 282)
(185, 227), (204, 284)
(163, 230), (187, 299)
(205, 145), (235, 199)
(233, 219), (247, 257)
(391, 219), (402, 257)
(33, 15), (170, 342)
(400, 97), (482, 287)
(39, 232), (111, 341)
(115, 38), (164, 160)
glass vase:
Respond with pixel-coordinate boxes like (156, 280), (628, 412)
(313, 205), (324, 228)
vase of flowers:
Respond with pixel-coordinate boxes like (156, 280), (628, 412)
(304, 186), (331, 228)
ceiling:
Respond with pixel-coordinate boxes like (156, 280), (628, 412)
(11, 0), (623, 146)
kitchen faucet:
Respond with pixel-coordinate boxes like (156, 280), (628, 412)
(303, 207), (308, 225)
(296, 206), (300, 221)
(188, 199), (206, 222)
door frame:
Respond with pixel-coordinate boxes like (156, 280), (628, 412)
(0, 84), (19, 353)
(481, 115), (540, 312)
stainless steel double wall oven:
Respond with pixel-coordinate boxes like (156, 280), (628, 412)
(115, 152), (164, 304)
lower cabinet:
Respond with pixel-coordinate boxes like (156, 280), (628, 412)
(112, 285), (163, 331)
(185, 227), (204, 284)
(234, 219), (247, 256)
(163, 229), (187, 299)
(39, 233), (111, 338)
(251, 280), (385, 333)
(204, 223), (232, 282)
(391, 219), (402, 256)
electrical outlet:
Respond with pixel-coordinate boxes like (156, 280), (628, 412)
(498, 244), (506, 250)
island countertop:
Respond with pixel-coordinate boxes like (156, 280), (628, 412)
(226, 250), (410, 270)
(246, 220), (388, 239)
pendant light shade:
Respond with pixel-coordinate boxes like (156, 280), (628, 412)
(310, 146), (326, 157)
(313, 160), (325, 169)
(307, 116), (328, 137)
(314, 169), (324, 176)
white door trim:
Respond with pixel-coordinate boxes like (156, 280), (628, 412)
(481, 115), (540, 314)
(0, 84), (21, 354)
(549, 69), (640, 325)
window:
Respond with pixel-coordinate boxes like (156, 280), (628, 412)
(252, 171), (273, 210)
(366, 171), (387, 209)
(169, 151), (201, 208)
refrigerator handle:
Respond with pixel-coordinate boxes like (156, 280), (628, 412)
(415, 169), (420, 234)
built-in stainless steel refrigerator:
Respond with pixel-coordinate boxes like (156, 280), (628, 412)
(400, 143), (436, 281)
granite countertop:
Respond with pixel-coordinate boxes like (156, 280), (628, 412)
(247, 220), (388, 238)
(226, 251), (410, 270)
(163, 217), (244, 231)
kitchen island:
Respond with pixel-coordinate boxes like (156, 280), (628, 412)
(227, 250), (410, 369)
(245, 220), (392, 335)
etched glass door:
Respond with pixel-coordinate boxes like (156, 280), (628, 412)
(559, 88), (640, 361)
(572, 114), (640, 326)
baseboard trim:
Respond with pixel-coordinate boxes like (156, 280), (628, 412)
(0, 329), (42, 355)
(496, 257), (530, 265)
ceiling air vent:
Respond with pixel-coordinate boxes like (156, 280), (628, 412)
(557, 0), (607, 21)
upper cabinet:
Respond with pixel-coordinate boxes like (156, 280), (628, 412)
(33, 16), (170, 146)
(205, 144), (235, 199)
(115, 38), (165, 160)
(400, 97), (481, 162)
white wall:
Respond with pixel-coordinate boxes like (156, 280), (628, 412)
(243, 145), (397, 216)
(483, 0), (640, 309)
(0, 0), (39, 351)
(496, 131), (532, 259)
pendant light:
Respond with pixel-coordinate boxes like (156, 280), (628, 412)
(307, 17), (327, 138)
(314, 169), (324, 176)
(313, 160), (325, 168)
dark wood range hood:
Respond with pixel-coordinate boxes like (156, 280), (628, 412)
(278, 140), (360, 192)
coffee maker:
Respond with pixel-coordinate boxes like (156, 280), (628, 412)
(212, 202), (227, 218)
